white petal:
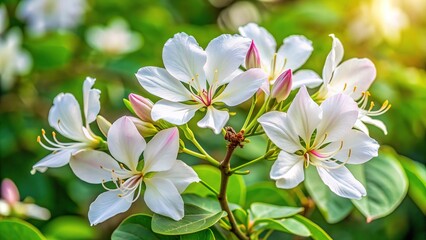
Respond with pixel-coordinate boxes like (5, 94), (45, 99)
(238, 23), (276, 69)
(205, 34), (251, 86)
(277, 35), (313, 71)
(359, 115), (388, 135)
(108, 117), (146, 171)
(163, 33), (207, 89)
(322, 34), (344, 84)
(333, 130), (379, 164)
(151, 160), (199, 193)
(136, 67), (192, 102)
(151, 100), (201, 125)
(88, 190), (133, 226)
(215, 68), (266, 106)
(22, 203), (51, 220)
(31, 149), (76, 174)
(271, 151), (305, 188)
(143, 127), (180, 173)
(316, 164), (366, 199)
(354, 119), (369, 135)
(48, 93), (86, 141)
(287, 86), (321, 144)
(70, 150), (131, 184)
(258, 111), (300, 153)
(292, 69), (323, 89)
(317, 93), (358, 143)
(329, 58), (376, 100)
(220, 68), (243, 85)
(144, 178), (184, 221)
(83, 77), (101, 124)
(197, 106), (229, 134)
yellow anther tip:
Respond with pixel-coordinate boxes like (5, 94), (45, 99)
(37, 136), (41, 142)
(52, 131), (56, 137)
(41, 129), (45, 135)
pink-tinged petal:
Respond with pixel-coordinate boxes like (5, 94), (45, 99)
(151, 160), (199, 193)
(359, 115), (388, 135)
(239, 23), (277, 69)
(88, 190), (133, 226)
(215, 68), (266, 106)
(205, 34), (251, 86)
(48, 93), (86, 142)
(329, 58), (376, 100)
(271, 69), (292, 102)
(316, 164), (366, 199)
(143, 127), (179, 173)
(31, 148), (76, 174)
(136, 67), (192, 102)
(82, 77), (101, 124)
(317, 93), (358, 143)
(276, 35), (313, 71)
(333, 130), (379, 164)
(129, 93), (154, 123)
(271, 151), (305, 188)
(144, 178), (184, 221)
(258, 111), (301, 153)
(151, 100), (201, 125)
(292, 69), (323, 89)
(322, 34), (344, 85)
(197, 106), (229, 134)
(70, 150), (132, 184)
(108, 117), (146, 171)
(1, 179), (20, 204)
(287, 86), (321, 145)
(245, 40), (261, 69)
(162, 33), (207, 89)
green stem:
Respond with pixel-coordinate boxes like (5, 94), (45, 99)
(200, 180), (219, 196)
(230, 155), (266, 173)
(181, 147), (219, 167)
(242, 97), (257, 130)
(262, 229), (274, 240)
(180, 126), (219, 167)
(245, 98), (270, 132)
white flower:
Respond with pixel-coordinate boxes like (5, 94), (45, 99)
(317, 34), (390, 135)
(238, 23), (322, 93)
(0, 5), (8, 34)
(0, 28), (32, 90)
(136, 33), (266, 134)
(258, 86), (379, 199)
(86, 19), (142, 55)
(32, 77), (101, 174)
(70, 117), (199, 225)
(17, 0), (86, 35)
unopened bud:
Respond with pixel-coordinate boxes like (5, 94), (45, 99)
(130, 117), (158, 138)
(1, 179), (19, 204)
(271, 69), (292, 102)
(96, 115), (112, 137)
(245, 40), (261, 69)
(129, 93), (154, 123)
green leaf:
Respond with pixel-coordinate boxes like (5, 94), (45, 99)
(182, 194), (221, 213)
(233, 208), (248, 226)
(350, 147), (408, 221)
(292, 215), (332, 240)
(111, 214), (177, 240)
(250, 202), (303, 219)
(43, 216), (96, 240)
(305, 167), (353, 223)
(255, 218), (310, 237)
(152, 204), (227, 235)
(184, 165), (246, 206)
(180, 229), (215, 240)
(398, 153), (426, 214)
(0, 219), (45, 240)
(245, 182), (297, 207)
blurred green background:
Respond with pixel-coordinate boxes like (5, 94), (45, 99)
(0, 0), (425, 239)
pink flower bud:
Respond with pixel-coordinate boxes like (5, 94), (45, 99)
(1, 179), (20, 204)
(271, 69), (292, 102)
(245, 40), (261, 69)
(129, 117), (158, 138)
(129, 93), (154, 123)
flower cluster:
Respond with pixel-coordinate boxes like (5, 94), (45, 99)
(32, 23), (389, 226)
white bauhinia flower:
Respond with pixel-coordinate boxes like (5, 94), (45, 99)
(317, 34), (390, 135)
(86, 19), (142, 55)
(258, 86), (379, 199)
(0, 28), (32, 90)
(70, 117), (199, 225)
(32, 77), (102, 174)
(238, 23), (323, 93)
(136, 33), (266, 134)
(17, 0), (86, 36)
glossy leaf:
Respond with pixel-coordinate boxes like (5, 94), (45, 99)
(305, 167), (353, 223)
(245, 182), (297, 207)
(0, 219), (45, 240)
(350, 147), (408, 222)
(180, 229), (215, 240)
(250, 202), (303, 219)
(255, 218), (310, 237)
(292, 215), (332, 240)
(152, 204), (227, 235)
(43, 216), (96, 240)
